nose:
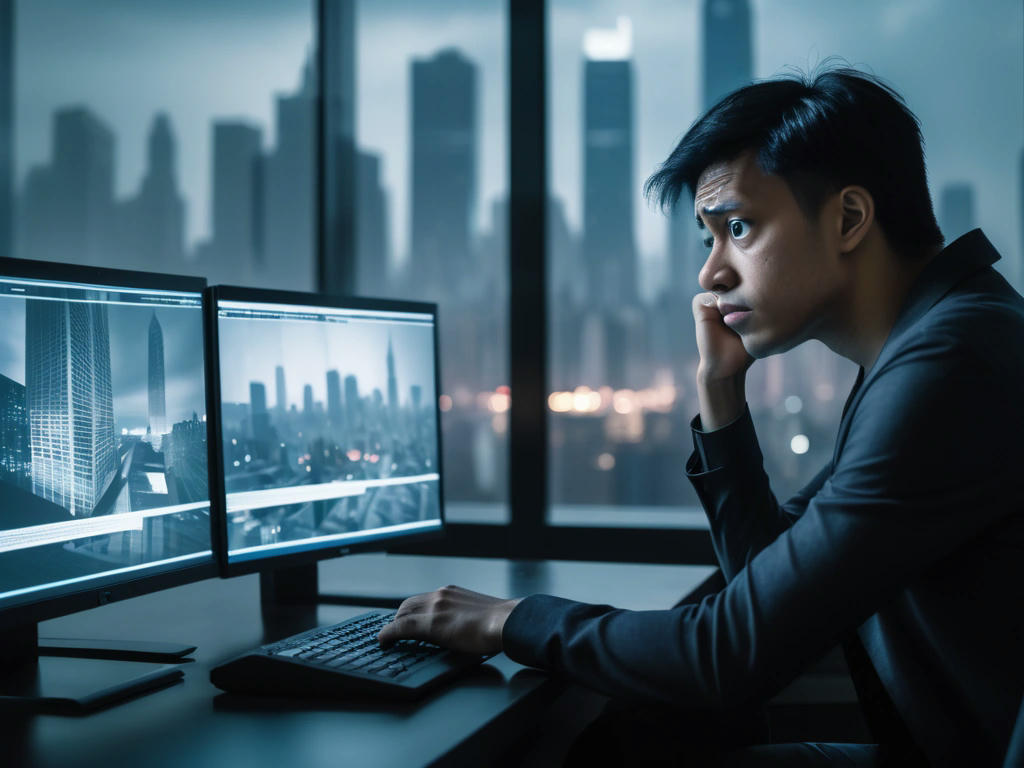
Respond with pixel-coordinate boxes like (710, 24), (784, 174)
(698, 243), (738, 294)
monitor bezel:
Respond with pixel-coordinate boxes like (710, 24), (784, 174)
(0, 257), (218, 630)
(204, 285), (446, 579)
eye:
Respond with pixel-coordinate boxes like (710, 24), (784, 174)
(729, 219), (751, 240)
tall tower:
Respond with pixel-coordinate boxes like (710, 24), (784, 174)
(26, 301), (117, 517)
(581, 18), (637, 309)
(211, 121), (263, 281)
(386, 335), (398, 413)
(303, 384), (314, 415)
(939, 183), (976, 244)
(148, 313), (167, 437)
(356, 151), (390, 295)
(326, 369), (343, 428)
(249, 381), (270, 443)
(702, 0), (753, 109)
(274, 365), (287, 415)
(410, 49), (477, 299)
(262, 55), (315, 290)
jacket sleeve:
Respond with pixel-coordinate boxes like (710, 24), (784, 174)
(685, 405), (831, 582)
(502, 336), (1020, 710)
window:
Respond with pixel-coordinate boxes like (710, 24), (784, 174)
(11, 0), (316, 292)
(348, 1), (509, 524)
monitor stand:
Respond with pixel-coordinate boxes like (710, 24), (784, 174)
(0, 622), (184, 714)
(259, 563), (406, 609)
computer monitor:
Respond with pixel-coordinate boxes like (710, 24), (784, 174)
(0, 258), (215, 709)
(204, 286), (444, 600)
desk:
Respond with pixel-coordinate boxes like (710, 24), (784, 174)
(14, 555), (715, 768)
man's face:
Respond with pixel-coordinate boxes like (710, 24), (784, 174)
(694, 151), (844, 358)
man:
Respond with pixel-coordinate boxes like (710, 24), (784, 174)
(379, 69), (1024, 766)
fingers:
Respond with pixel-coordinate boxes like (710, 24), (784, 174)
(377, 612), (429, 648)
(692, 292), (721, 322)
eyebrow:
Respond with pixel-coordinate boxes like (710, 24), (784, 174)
(695, 201), (743, 228)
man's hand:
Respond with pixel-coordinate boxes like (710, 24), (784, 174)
(377, 585), (522, 656)
(692, 292), (754, 430)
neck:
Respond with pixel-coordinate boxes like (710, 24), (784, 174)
(822, 238), (941, 372)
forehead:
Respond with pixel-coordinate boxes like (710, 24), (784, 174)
(693, 151), (779, 216)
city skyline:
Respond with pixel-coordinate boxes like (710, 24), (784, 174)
(217, 316), (435, 411)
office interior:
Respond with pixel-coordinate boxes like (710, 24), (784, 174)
(0, 1), (1022, 766)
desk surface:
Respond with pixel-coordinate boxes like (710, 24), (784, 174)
(15, 555), (715, 768)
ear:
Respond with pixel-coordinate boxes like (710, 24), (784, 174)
(837, 186), (874, 253)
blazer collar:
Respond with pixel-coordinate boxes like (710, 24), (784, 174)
(831, 229), (1001, 469)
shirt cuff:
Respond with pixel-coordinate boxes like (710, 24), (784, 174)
(689, 404), (757, 472)
(502, 593), (579, 670)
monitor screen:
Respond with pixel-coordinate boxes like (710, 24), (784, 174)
(214, 297), (442, 565)
(0, 272), (213, 609)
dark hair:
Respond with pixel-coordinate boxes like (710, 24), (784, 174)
(644, 66), (944, 258)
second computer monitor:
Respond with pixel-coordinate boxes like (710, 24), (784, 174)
(206, 287), (444, 574)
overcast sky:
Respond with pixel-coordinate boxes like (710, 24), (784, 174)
(13, 0), (1024, 291)
(217, 315), (436, 410)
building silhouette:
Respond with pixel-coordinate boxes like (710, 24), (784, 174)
(326, 369), (342, 428)
(303, 384), (314, 415)
(0, 372), (30, 489)
(581, 19), (637, 310)
(19, 106), (115, 267)
(410, 49), (477, 299)
(209, 121), (263, 283)
(25, 300), (117, 517)
(939, 183), (975, 244)
(118, 113), (185, 271)
(249, 381), (270, 443)
(275, 365), (287, 415)
(344, 374), (359, 431)
(323, 0), (357, 295)
(702, 0), (753, 108)
(387, 335), (399, 413)
(356, 150), (390, 296)
(262, 56), (315, 291)
(148, 313), (167, 437)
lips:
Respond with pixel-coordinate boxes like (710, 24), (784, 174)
(717, 302), (752, 327)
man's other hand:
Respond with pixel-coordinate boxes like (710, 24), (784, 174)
(377, 585), (522, 656)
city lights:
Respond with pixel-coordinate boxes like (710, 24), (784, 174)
(790, 434), (810, 455)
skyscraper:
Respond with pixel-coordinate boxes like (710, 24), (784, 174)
(326, 369), (342, 428)
(262, 55), (315, 291)
(356, 150), (390, 296)
(249, 381), (270, 443)
(581, 18), (637, 309)
(344, 374), (360, 431)
(148, 313), (167, 437)
(323, 0), (357, 296)
(0, 372), (30, 489)
(119, 113), (185, 271)
(210, 121), (263, 283)
(939, 183), (975, 244)
(273, 365), (287, 416)
(386, 335), (398, 413)
(20, 107), (116, 266)
(26, 300), (117, 517)
(702, 0), (753, 109)
(410, 49), (477, 299)
(303, 384), (314, 415)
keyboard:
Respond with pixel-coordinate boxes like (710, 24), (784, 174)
(210, 609), (492, 701)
